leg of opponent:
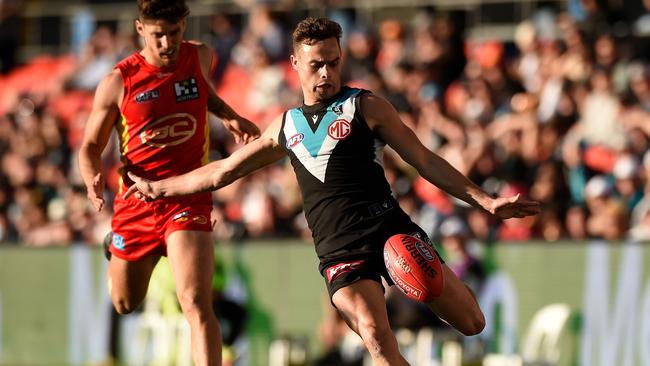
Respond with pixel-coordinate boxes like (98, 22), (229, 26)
(167, 230), (222, 366)
(426, 264), (485, 336)
(332, 279), (410, 366)
(108, 254), (161, 314)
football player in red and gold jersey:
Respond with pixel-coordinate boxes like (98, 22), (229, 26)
(78, 1), (259, 365)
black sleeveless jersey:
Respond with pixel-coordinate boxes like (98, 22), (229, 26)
(279, 87), (408, 256)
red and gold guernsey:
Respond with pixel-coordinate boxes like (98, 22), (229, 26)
(114, 41), (210, 198)
(109, 41), (213, 261)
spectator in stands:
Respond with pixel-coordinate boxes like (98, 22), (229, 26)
(629, 150), (650, 241)
(513, 21), (541, 94)
(0, 0), (21, 74)
(439, 216), (486, 294)
(3, 2), (650, 248)
(612, 154), (643, 210)
(376, 19), (406, 74)
(244, 4), (285, 62)
(565, 204), (588, 241)
(584, 175), (629, 240)
(208, 13), (240, 85)
(68, 26), (118, 91)
(341, 27), (377, 86)
(246, 43), (285, 116)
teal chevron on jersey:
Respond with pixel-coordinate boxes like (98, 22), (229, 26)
(289, 108), (336, 158)
(283, 88), (361, 183)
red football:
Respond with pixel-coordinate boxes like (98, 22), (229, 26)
(383, 233), (445, 302)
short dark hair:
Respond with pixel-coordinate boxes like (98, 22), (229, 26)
(137, 0), (190, 23)
(292, 17), (342, 51)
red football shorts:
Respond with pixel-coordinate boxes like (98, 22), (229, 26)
(110, 193), (213, 261)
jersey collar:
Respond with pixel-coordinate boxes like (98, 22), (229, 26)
(301, 86), (350, 114)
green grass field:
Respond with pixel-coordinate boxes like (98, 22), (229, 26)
(1, 241), (648, 365)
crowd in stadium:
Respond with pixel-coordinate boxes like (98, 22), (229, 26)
(1, 1), (650, 252)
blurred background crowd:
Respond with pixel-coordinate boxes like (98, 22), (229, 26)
(0, 0), (650, 256)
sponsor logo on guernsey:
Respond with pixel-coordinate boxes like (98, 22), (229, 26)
(286, 133), (304, 149)
(135, 89), (160, 103)
(112, 233), (126, 251)
(192, 215), (208, 225)
(325, 260), (364, 283)
(173, 77), (200, 102)
(140, 113), (197, 148)
(327, 119), (351, 140)
(172, 211), (190, 222)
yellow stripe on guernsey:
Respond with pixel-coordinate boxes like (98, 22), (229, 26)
(116, 114), (131, 195)
(202, 111), (210, 165)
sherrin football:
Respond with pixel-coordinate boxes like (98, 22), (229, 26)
(383, 233), (445, 302)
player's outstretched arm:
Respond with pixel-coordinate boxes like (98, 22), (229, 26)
(360, 93), (540, 219)
(195, 41), (260, 144)
(124, 115), (286, 201)
(78, 70), (123, 211)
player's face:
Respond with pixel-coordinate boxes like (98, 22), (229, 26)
(291, 37), (342, 104)
(136, 18), (185, 67)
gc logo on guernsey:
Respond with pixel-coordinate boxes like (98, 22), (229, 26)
(139, 113), (197, 148)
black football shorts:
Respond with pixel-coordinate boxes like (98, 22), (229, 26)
(318, 220), (444, 302)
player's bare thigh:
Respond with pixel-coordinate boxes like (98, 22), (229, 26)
(425, 264), (485, 336)
(108, 253), (161, 314)
(165, 230), (214, 300)
(331, 279), (389, 331)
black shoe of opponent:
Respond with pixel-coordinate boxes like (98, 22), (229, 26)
(103, 232), (112, 261)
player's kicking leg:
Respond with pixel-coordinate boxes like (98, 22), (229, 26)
(107, 252), (161, 314)
(167, 230), (222, 366)
(332, 279), (410, 366)
(426, 264), (485, 335)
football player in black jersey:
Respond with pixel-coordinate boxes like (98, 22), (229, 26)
(125, 17), (540, 366)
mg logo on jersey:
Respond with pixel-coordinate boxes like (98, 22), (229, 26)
(286, 133), (304, 149)
(328, 119), (351, 140)
(140, 113), (197, 148)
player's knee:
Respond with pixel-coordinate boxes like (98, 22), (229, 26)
(357, 321), (394, 357)
(458, 310), (485, 336)
(177, 290), (212, 320)
(113, 297), (140, 315)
